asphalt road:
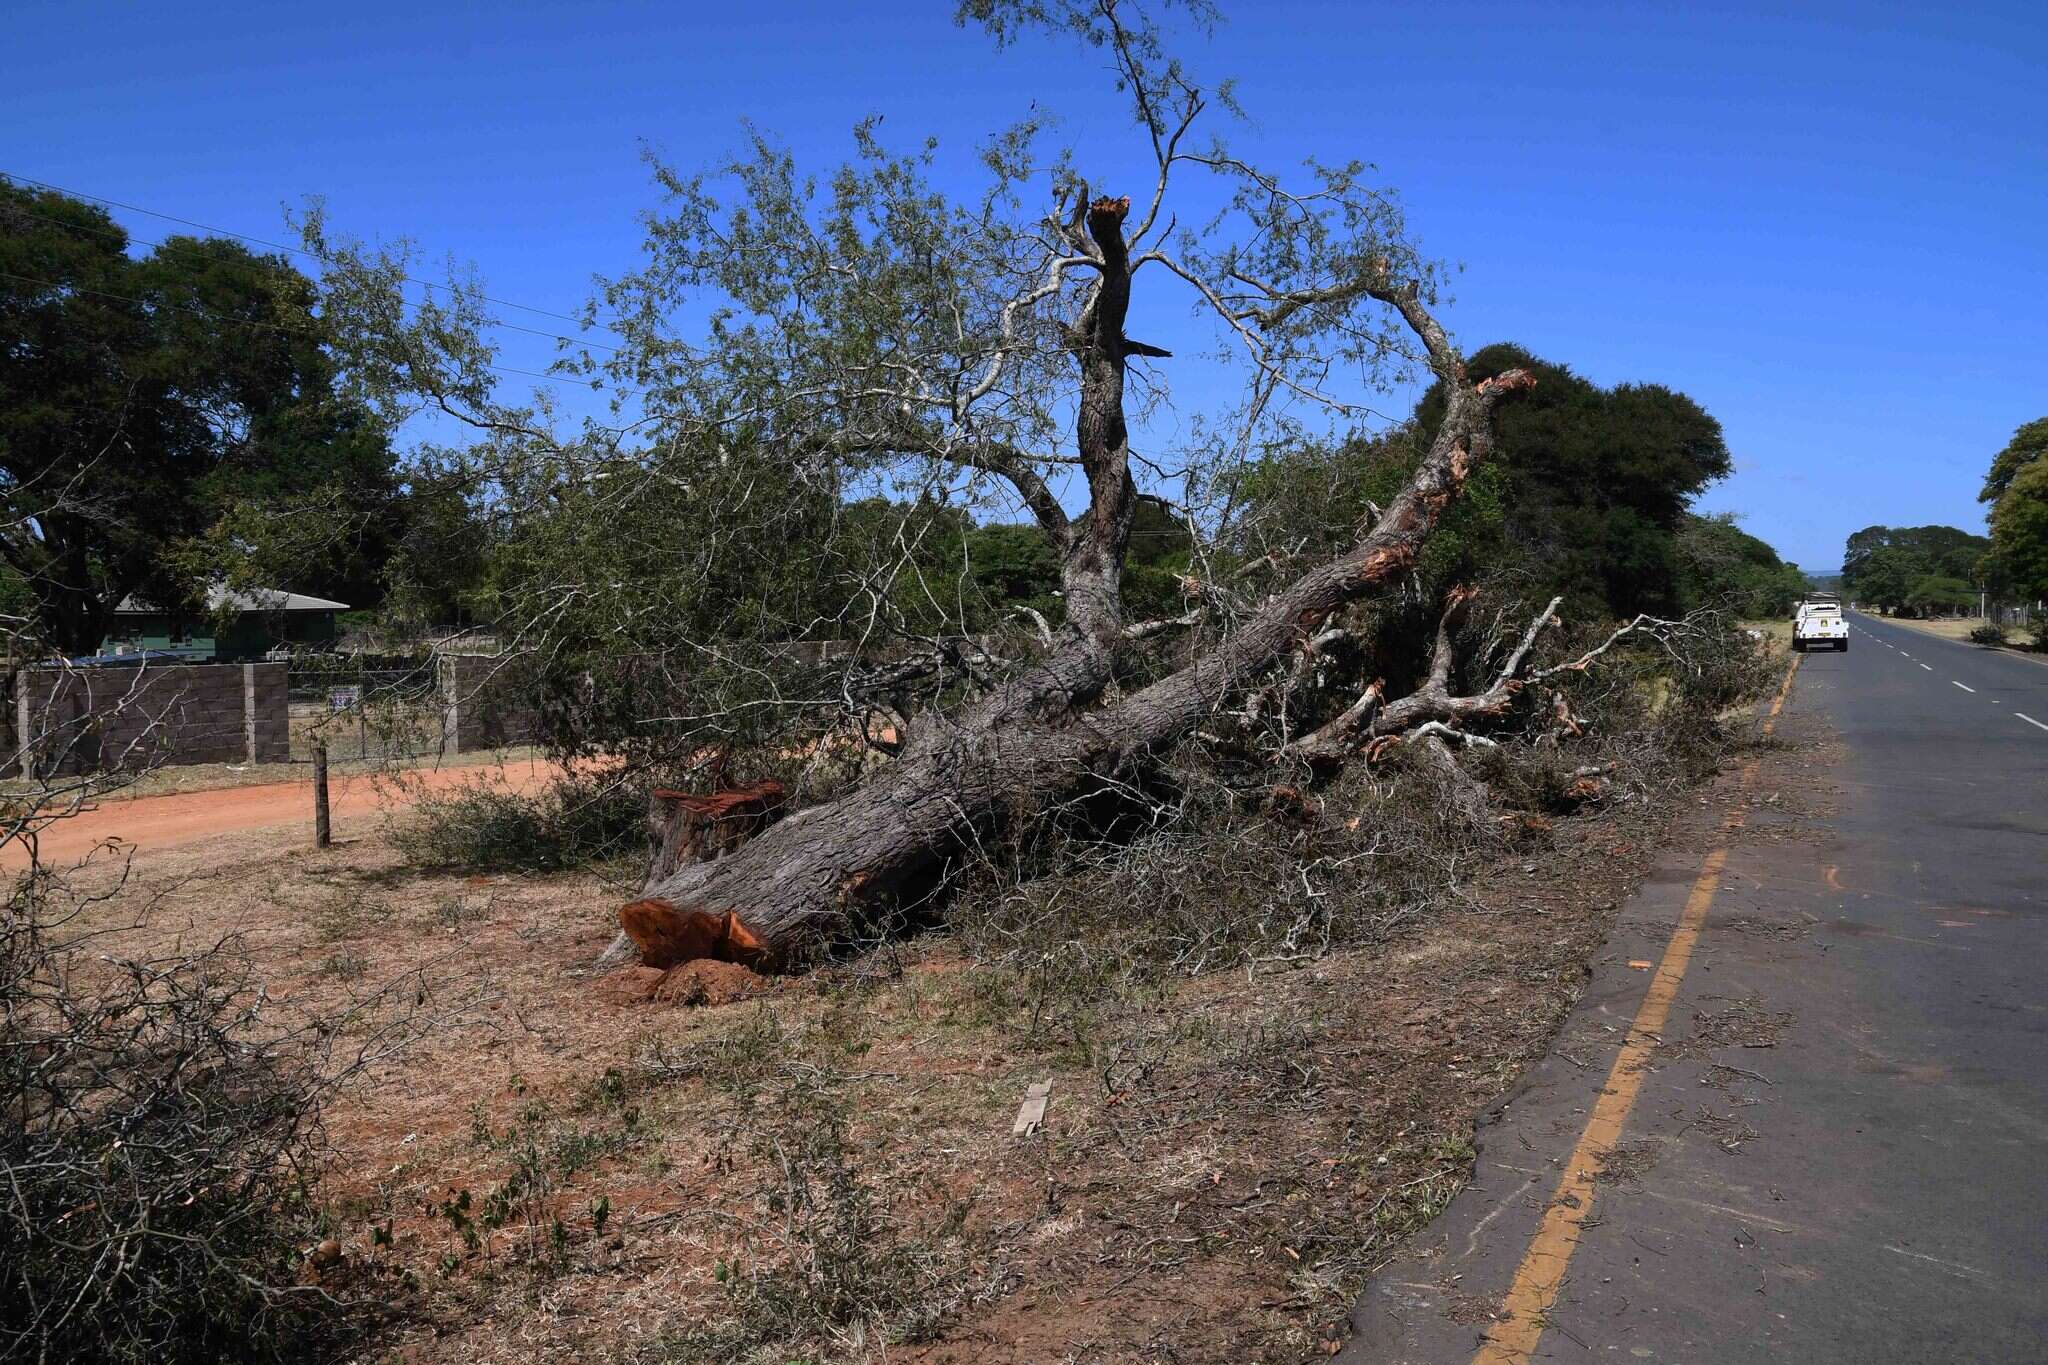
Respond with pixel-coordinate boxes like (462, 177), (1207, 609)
(1347, 611), (2048, 1363)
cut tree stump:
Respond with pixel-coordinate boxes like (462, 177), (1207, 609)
(645, 779), (786, 886)
(619, 898), (768, 968)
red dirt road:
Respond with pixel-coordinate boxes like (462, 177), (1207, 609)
(5, 759), (556, 869)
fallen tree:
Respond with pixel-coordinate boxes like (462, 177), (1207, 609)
(302, 2), (1735, 968)
(604, 204), (1538, 964)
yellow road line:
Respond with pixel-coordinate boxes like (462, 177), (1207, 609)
(1472, 652), (1800, 1363)
(1766, 650), (1801, 730)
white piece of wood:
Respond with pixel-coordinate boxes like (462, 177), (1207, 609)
(1011, 1078), (1052, 1137)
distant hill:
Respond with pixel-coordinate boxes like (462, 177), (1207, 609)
(1806, 572), (1844, 590)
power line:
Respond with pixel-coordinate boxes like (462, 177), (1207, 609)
(1, 199), (631, 357)
(0, 169), (627, 339)
(0, 266), (627, 394)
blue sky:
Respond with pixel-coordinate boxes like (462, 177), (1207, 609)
(7, 0), (2043, 571)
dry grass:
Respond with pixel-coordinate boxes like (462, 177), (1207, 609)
(39, 755), (1721, 1363)
(20, 609), (1777, 1362)
(1738, 618), (1793, 646)
(1881, 614), (1984, 642)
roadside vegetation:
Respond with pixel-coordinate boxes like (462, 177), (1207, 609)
(2, 0), (1812, 1360)
(27, 617), (1774, 1362)
(1836, 419), (2048, 649)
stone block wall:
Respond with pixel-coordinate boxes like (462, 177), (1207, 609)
(14, 662), (289, 776)
(440, 653), (539, 754)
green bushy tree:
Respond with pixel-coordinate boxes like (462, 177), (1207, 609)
(1409, 344), (1731, 618)
(0, 180), (402, 652)
(1677, 512), (1808, 617)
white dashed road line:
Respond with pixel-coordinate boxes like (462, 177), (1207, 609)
(1858, 621), (2042, 733)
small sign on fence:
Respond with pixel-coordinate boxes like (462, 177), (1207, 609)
(327, 686), (361, 713)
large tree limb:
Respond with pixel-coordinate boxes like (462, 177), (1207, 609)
(597, 276), (1534, 971)
(1282, 593), (1562, 764)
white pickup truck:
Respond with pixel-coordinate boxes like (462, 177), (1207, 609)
(1793, 595), (1848, 652)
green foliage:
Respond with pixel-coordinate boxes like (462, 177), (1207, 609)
(1988, 450), (2048, 602)
(375, 455), (493, 632)
(1677, 512), (1809, 617)
(1407, 343), (1731, 617)
(1121, 498), (1199, 622)
(1980, 417), (2048, 505)
(1230, 343), (1733, 622)
(963, 521), (1063, 624)
(1225, 423), (1510, 598)
(0, 180), (400, 652)
(1841, 524), (1991, 613)
(1905, 574), (1974, 616)
(296, 0), (1440, 767)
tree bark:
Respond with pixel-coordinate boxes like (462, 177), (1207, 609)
(596, 240), (1534, 971)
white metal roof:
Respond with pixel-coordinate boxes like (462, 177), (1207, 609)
(112, 585), (350, 614)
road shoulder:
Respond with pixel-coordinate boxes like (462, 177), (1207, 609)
(1343, 664), (1818, 1362)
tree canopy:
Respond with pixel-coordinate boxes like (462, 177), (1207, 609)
(1411, 343), (1731, 618)
(1676, 512), (1808, 617)
(0, 179), (398, 653)
(1227, 342), (1736, 624)
(1841, 523), (1990, 614)
(1976, 416), (2048, 607)
(1988, 450), (2048, 604)
(1980, 417), (2048, 507)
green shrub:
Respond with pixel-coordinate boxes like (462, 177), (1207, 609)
(393, 771), (645, 872)
(1969, 623), (2008, 646)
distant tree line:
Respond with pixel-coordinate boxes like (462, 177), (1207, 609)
(1840, 524), (1990, 617)
(1835, 419), (2048, 626)
(5, 176), (1800, 671)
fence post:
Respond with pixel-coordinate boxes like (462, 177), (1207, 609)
(440, 655), (460, 754)
(242, 662), (259, 765)
(313, 742), (331, 849)
(14, 675), (28, 778)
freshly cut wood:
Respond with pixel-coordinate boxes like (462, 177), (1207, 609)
(618, 898), (768, 968)
(645, 779), (785, 885)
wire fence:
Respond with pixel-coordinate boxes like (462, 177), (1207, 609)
(286, 661), (448, 763)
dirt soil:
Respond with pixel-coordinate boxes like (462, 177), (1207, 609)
(2, 755), (557, 870)
(42, 744), (1730, 1364)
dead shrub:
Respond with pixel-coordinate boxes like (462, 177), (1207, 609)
(938, 745), (1506, 1064)
(937, 608), (1771, 1051)
(642, 1009), (998, 1359)
(0, 860), (403, 1364)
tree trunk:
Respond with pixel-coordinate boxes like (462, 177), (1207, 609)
(598, 337), (1535, 970)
